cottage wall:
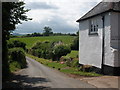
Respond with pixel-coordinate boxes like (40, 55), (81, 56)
(79, 12), (120, 69)
(79, 16), (103, 68)
(104, 12), (114, 67)
(104, 12), (120, 67)
(78, 2), (120, 75)
(110, 12), (120, 67)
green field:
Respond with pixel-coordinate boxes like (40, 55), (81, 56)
(10, 36), (76, 49)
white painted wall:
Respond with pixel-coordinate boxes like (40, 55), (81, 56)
(79, 12), (120, 68)
(110, 12), (120, 67)
(103, 12), (120, 67)
(104, 12), (114, 67)
(111, 12), (119, 49)
(79, 16), (103, 68)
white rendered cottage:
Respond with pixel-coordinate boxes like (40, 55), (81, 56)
(76, 2), (120, 75)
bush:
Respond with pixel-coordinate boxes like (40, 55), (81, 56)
(28, 41), (71, 61)
(8, 40), (26, 50)
(52, 44), (71, 61)
(7, 40), (14, 48)
(9, 61), (21, 72)
(29, 41), (52, 59)
(8, 48), (27, 68)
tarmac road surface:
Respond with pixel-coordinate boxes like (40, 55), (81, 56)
(3, 57), (96, 89)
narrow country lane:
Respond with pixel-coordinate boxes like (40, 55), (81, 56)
(3, 57), (96, 89)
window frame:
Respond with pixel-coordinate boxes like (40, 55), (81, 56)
(89, 19), (98, 35)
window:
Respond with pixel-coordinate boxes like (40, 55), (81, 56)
(89, 19), (98, 35)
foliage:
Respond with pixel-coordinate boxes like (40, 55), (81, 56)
(71, 37), (79, 50)
(52, 44), (71, 61)
(63, 50), (78, 58)
(2, 1), (31, 81)
(27, 40), (71, 61)
(9, 61), (21, 72)
(2, 2), (31, 39)
(28, 41), (52, 59)
(64, 58), (79, 67)
(71, 60), (79, 67)
(66, 59), (79, 68)
(66, 58), (72, 67)
(8, 40), (26, 50)
(8, 48), (27, 68)
(61, 51), (79, 68)
(43, 26), (53, 36)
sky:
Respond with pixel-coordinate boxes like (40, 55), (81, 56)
(14, 0), (101, 34)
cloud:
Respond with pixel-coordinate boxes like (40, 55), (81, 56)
(15, 21), (42, 34)
(26, 2), (58, 10)
(15, 15), (79, 34)
(14, 1), (100, 34)
(39, 15), (79, 33)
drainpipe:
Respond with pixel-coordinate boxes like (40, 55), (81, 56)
(101, 16), (105, 74)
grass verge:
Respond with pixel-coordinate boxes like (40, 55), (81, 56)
(26, 53), (102, 77)
(60, 68), (101, 77)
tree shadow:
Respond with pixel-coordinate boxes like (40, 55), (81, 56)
(2, 74), (51, 89)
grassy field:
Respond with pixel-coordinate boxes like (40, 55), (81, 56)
(10, 36), (76, 49)
(26, 54), (101, 77)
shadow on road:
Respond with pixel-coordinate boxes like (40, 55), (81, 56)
(2, 73), (51, 89)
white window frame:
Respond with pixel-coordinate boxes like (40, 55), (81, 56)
(89, 19), (98, 35)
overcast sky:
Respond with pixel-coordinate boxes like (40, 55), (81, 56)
(14, 0), (101, 34)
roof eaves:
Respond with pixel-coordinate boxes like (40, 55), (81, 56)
(76, 9), (120, 22)
(76, 2), (102, 22)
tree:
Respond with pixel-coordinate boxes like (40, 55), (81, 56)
(43, 26), (53, 36)
(2, 2), (31, 81)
